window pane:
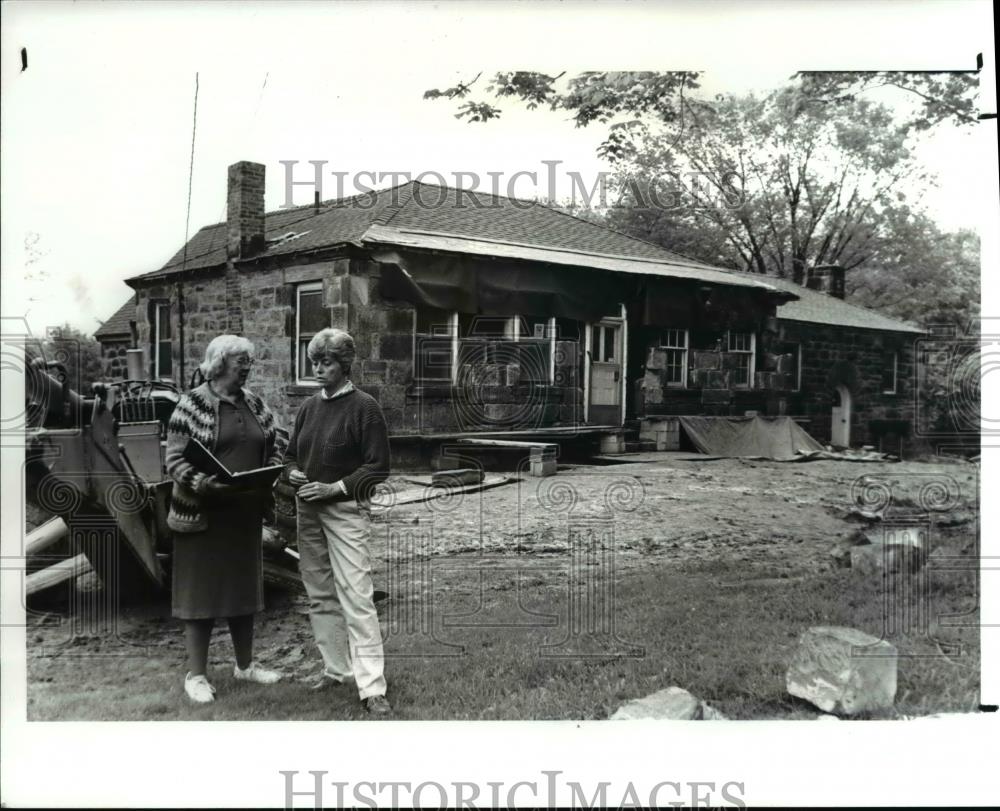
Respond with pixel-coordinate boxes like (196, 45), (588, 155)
(158, 304), (172, 339)
(882, 353), (896, 391)
(732, 355), (750, 386)
(663, 329), (684, 349)
(591, 326), (600, 358)
(665, 349), (683, 384)
(298, 289), (327, 334)
(728, 331), (749, 352)
(603, 327), (616, 361)
(158, 341), (172, 377)
(299, 340), (314, 379)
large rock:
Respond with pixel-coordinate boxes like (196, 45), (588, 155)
(611, 686), (702, 720)
(786, 626), (897, 715)
(851, 544), (925, 575)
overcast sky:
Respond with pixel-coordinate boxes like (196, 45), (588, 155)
(2, 0), (995, 337)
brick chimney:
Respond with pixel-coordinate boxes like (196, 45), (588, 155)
(227, 161), (266, 259)
(805, 264), (845, 299)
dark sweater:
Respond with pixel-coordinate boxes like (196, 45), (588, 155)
(283, 388), (390, 501)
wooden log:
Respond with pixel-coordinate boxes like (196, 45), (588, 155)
(26, 553), (92, 597)
(25, 516), (69, 557)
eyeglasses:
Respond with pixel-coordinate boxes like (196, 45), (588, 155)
(231, 356), (255, 368)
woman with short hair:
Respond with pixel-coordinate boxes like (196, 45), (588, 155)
(165, 334), (286, 703)
(284, 327), (393, 715)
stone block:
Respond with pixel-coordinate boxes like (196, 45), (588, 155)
(692, 350), (721, 370)
(553, 366), (577, 388)
(755, 371), (776, 390)
(529, 457), (558, 477)
(701, 388), (732, 405)
(776, 353), (796, 374)
(553, 341), (578, 368)
(599, 434), (625, 455)
(611, 687), (702, 720)
(362, 360), (389, 385)
(385, 307), (415, 333)
(786, 626), (897, 715)
(646, 347), (668, 371)
(380, 333), (413, 361)
(378, 385), (406, 411)
(705, 370), (729, 389)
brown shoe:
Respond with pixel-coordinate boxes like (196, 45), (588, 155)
(364, 695), (392, 716)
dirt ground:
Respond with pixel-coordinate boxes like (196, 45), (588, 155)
(24, 452), (980, 719)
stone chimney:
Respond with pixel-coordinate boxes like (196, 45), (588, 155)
(805, 264), (845, 299)
(227, 161), (266, 259)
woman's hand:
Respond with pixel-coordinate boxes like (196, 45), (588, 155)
(297, 481), (345, 502)
(288, 469), (309, 487)
(200, 474), (237, 497)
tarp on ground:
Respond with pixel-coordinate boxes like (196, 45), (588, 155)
(677, 416), (825, 461)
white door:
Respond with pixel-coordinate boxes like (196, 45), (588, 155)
(589, 321), (622, 425)
(831, 384), (852, 447)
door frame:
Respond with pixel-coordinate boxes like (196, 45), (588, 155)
(831, 384), (852, 447)
(584, 306), (627, 426)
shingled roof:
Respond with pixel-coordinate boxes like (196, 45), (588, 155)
(766, 275), (924, 334)
(129, 181), (713, 283)
(94, 298), (136, 339)
(124, 177), (920, 334)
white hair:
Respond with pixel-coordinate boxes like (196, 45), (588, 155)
(307, 328), (355, 374)
(200, 334), (255, 381)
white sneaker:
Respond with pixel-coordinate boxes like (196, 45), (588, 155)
(233, 662), (282, 684)
(184, 672), (216, 703)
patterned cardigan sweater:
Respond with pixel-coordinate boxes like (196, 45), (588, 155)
(165, 382), (285, 533)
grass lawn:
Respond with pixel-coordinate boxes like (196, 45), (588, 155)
(27, 551), (980, 721)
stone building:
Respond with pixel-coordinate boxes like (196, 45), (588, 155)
(94, 298), (137, 380)
(105, 161), (922, 453)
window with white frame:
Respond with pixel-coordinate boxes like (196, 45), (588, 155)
(153, 301), (172, 380)
(727, 331), (756, 388)
(882, 351), (898, 394)
(659, 328), (688, 387)
(415, 307), (456, 382)
(295, 282), (327, 383)
(791, 343), (802, 391)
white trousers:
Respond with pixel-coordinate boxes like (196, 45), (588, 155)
(296, 497), (386, 699)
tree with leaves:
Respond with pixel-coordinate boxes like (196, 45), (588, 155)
(426, 69), (980, 290)
(30, 324), (106, 396)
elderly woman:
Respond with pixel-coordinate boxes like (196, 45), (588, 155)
(284, 328), (392, 716)
(164, 334), (285, 703)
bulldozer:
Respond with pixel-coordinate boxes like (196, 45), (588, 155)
(23, 356), (301, 602)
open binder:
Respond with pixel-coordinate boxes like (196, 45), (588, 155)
(182, 438), (283, 489)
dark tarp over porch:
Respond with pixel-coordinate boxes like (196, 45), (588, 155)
(377, 251), (625, 322)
